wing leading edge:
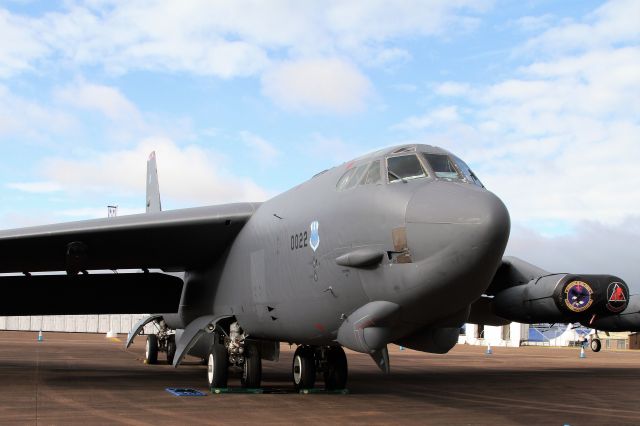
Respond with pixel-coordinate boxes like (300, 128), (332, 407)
(0, 202), (260, 274)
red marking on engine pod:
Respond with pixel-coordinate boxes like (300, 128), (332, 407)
(609, 284), (626, 302)
(606, 282), (628, 313)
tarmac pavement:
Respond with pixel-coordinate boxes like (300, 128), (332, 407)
(0, 331), (638, 425)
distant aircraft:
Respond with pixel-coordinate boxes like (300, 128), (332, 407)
(0, 145), (637, 390)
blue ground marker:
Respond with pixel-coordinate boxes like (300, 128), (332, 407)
(166, 388), (207, 397)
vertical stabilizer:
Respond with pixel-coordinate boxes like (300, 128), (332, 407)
(146, 151), (162, 213)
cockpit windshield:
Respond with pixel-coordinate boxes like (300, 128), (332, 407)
(423, 153), (462, 180)
(387, 154), (427, 183)
(451, 155), (484, 188)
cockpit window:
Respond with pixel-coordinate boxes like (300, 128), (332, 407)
(362, 160), (381, 184)
(345, 164), (368, 189)
(336, 163), (369, 190)
(423, 153), (462, 180)
(387, 154), (427, 183)
(452, 155), (484, 188)
(336, 167), (356, 190)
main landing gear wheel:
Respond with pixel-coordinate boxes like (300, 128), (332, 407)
(590, 338), (602, 352)
(292, 346), (316, 391)
(241, 342), (262, 388)
(324, 346), (348, 390)
(166, 335), (176, 365)
(145, 335), (158, 364)
(207, 337), (229, 389)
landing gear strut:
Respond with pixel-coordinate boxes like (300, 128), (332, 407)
(292, 345), (348, 391)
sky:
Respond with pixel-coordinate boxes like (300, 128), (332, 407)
(0, 0), (638, 285)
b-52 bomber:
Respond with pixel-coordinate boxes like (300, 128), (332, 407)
(0, 145), (637, 390)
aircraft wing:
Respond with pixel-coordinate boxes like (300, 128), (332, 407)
(0, 202), (259, 316)
(0, 202), (259, 274)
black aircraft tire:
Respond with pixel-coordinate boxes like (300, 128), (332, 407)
(590, 338), (602, 352)
(324, 346), (348, 390)
(145, 335), (158, 365)
(166, 335), (176, 365)
(241, 343), (262, 388)
(207, 339), (229, 389)
(292, 346), (316, 391)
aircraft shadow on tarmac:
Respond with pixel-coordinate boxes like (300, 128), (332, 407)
(32, 365), (634, 395)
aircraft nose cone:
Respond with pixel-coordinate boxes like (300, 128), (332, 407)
(387, 182), (510, 325)
(405, 182), (510, 259)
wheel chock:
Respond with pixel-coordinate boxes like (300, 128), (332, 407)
(299, 388), (349, 395)
(211, 388), (264, 394)
(210, 387), (349, 395)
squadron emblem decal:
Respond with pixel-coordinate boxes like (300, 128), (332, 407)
(309, 221), (320, 252)
(564, 281), (593, 313)
(606, 282), (628, 313)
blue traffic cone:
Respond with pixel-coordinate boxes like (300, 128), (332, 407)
(579, 347), (586, 359)
(37, 330), (43, 342)
(485, 344), (493, 355)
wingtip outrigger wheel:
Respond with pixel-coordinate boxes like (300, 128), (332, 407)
(145, 334), (159, 364)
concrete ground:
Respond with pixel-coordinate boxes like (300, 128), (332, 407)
(0, 331), (638, 425)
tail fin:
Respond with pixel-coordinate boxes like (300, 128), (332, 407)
(146, 151), (162, 213)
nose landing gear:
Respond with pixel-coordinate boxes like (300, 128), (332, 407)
(292, 345), (348, 391)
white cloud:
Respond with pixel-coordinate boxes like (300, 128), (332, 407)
(0, 1), (492, 112)
(0, 9), (49, 77)
(11, 138), (269, 205)
(0, 1), (491, 77)
(401, 1), (640, 226)
(56, 81), (143, 123)
(507, 220), (640, 290)
(523, 0), (639, 54)
(240, 131), (279, 166)
(261, 58), (373, 114)
(433, 82), (471, 97)
(6, 181), (63, 193)
(305, 133), (363, 164)
(394, 106), (460, 130)
(0, 85), (76, 140)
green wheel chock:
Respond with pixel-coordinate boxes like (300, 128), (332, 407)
(299, 388), (349, 395)
(211, 388), (264, 394)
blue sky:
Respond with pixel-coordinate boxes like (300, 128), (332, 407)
(0, 0), (638, 282)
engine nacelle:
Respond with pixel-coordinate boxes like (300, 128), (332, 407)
(589, 294), (640, 332)
(493, 274), (629, 324)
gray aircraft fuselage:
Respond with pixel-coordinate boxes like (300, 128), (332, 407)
(177, 145), (510, 352)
